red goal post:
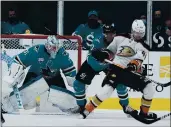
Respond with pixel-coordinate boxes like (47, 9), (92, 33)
(1, 34), (82, 70)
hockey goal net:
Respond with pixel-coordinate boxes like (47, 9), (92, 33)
(1, 34), (82, 70)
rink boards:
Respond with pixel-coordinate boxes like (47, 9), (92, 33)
(2, 49), (170, 111)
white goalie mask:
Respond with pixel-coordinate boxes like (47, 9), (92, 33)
(131, 20), (146, 41)
(45, 35), (62, 59)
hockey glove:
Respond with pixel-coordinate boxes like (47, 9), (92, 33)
(127, 63), (137, 72)
(91, 48), (113, 62)
(127, 60), (142, 73)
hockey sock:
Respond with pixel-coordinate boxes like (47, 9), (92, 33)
(85, 95), (103, 112)
(73, 80), (86, 106)
(140, 96), (152, 114)
(116, 84), (129, 106)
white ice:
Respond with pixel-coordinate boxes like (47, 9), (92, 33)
(2, 109), (170, 126)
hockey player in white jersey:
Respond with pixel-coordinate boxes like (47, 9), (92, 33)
(80, 20), (158, 120)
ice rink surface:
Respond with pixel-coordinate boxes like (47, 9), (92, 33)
(2, 109), (170, 126)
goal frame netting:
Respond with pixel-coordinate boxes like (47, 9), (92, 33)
(1, 34), (82, 70)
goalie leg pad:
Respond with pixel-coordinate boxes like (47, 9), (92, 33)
(9, 76), (49, 110)
(1, 94), (16, 112)
(48, 85), (78, 111)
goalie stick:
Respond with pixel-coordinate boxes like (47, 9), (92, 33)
(13, 84), (24, 109)
(1, 51), (24, 110)
(104, 59), (171, 92)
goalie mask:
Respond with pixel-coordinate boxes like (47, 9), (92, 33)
(131, 20), (146, 41)
(45, 35), (62, 59)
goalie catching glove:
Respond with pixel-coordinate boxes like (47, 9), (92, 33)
(3, 62), (25, 88)
(91, 48), (114, 62)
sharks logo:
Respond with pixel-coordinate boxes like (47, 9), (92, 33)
(117, 46), (136, 57)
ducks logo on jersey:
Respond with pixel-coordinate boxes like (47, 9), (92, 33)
(117, 46), (136, 57)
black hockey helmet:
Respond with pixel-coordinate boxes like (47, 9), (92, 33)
(103, 22), (116, 33)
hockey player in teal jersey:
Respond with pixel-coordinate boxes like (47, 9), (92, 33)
(14, 35), (76, 88)
(72, 10), (103, 50)
(73, 22), (133, 115)
(1, 35), (78, 113)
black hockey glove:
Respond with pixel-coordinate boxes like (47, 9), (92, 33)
(126, 63), (137, 72)
(91, 48), (112, 62)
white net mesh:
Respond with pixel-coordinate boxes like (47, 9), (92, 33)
(1, 35), (81, 50)
(1, 38), (25, 49)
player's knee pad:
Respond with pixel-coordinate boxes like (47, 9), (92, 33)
(143, 82), (155, 100)
(1, 94), (16, 112)
(48, 85), (78, 111)
(73, 80), (86, 106)
(96, 84), (114, 101)
(8, 76), (49, 111)
(116, 84), (129, 106)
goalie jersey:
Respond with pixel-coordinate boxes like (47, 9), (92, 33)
(14, 45), (76, 78)
(107, 36), (148, 68)
(73, 24), (103, 50)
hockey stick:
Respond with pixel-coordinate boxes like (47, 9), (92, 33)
(130, 111), (171, 124)
(104, 59), (171, 92)
(2, 52), (24, 110)
(13, 84), (24, 109)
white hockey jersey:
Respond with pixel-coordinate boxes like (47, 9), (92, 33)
(107, 36), (148, 68)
